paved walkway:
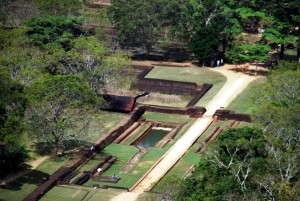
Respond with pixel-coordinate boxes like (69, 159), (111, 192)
(111, 66), (260, 201)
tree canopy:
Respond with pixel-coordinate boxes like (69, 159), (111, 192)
(0, 67), (28, 175)
(25, 75), (99, 157)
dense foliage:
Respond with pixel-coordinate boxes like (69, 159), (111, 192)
(0, 67), (28, 175)
(109, 0), (299, 63)
(0, 1), (134, 162)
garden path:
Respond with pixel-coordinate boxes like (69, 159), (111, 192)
(111, 63), (263, 201)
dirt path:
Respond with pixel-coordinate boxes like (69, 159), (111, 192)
(111, 64), (262, 201)
(0, 156), (48, 186)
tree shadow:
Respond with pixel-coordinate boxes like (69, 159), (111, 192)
(33, 140), (91, 156)
(0, 169), (49, 191)
(63, 139), (91, 151)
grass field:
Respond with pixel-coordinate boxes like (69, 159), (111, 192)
(227, 77), (266, 114)
(83, 144), (169, 188)
(40, 185), (125, 201)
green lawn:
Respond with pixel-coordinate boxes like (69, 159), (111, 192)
(40, 185), (125, 201)
(142, 112), (192, 123)
(227, 77), (266, 114)
(84, 144), (169, 189)
(144, 66), (226, 107)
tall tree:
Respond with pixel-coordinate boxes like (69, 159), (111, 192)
(0, 67), (28, 176)
(238, 43), (270, 75)
(26, 16), (86, 50)
(258, 0), (300, 60)
(0, 0), (37, 27)
(189, 25), (220, 66)
(25, 75), (100, 157)
(251, 69), (300, 200)
(177, 127), (267, 200)
(109, 0), (190, 57)
(33, 0), (80, 16)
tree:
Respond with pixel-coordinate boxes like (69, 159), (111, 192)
(26, 16), (86, 50)
(43, 36), (134, 93)
(238, 43), (270, 75)
(0, 67), (28, 176)
(109, 0), (163, 57)
(0, 27), (45, 84)
(109, 0), (190, 57)
(151, 175), (183, 201)
(25, 75), (100, 157)
(254, 0), (300, 60)
(225, 43), (246, 71)
(188, 25), (220, 66)
(33, 0), (80, 16)
(177, 127), (267, 201)
(0, 0), (37, 27)
(251, 69), (300, 200)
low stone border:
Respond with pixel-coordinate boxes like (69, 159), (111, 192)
(186, 84), (212, 107)
(141, 104), (206, 118)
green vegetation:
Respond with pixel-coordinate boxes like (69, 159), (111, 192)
(1, 0), (300, 200)
(0, 67), (28, 176)
(0, 157), (68, 201)
(41, 185), (125, 201)
(142, 112), (191, 123)
(25, 75), (99, 157)
(227, 77), (267, 113)
(109, 0), (191, 56)
(84, 144), (169, 188)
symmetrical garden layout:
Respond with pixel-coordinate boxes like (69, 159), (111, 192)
(1, 63), (256, 201)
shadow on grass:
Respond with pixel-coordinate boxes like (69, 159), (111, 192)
(0, 169), (49, 191)
(33, 140), (91, 156)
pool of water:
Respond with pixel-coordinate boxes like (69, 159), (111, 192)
(137, 129), (169, 147)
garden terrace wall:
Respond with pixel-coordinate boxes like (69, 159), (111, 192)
(132, 78), (197, 95)
(141, 104), (206, 118)
(132, 64), (154, 79)
(213, 109), (251, 122)
(93, 106), (146, 150)
(186, 84), (213, 107)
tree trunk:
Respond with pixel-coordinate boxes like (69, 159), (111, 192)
(51, 145), (59, 158)
(255, 61), (258, 76)
(297, 47), (300, 62)
(145, 44), (151, 58)
(279, 43), (285, 60)
(51, 136), (60, 158)
(222, 38), (227, 54)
